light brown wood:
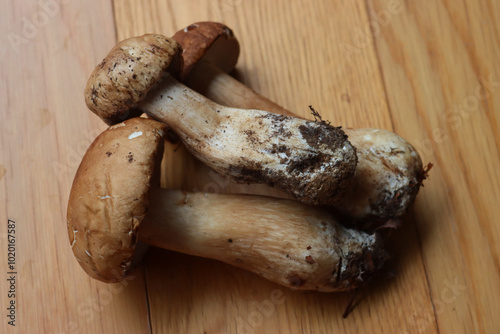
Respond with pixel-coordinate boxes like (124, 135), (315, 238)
(367, 1), (500, 333)
(1, 0), (499, 333)
(0, 1), (150, 333)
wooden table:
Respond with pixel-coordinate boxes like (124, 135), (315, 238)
(1, 0), (499, 333)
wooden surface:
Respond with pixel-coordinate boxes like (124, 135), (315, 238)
(1, 0), (499, 333)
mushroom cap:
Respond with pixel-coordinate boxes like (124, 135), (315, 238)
(173, 22), (240, 81)
(67, 117), (166, 282)
(85, 34), (183, 125)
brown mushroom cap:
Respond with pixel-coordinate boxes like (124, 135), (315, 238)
(173, 22), (240, 81)
(85, 34), (182, 125)
(67, 117), (166, 282)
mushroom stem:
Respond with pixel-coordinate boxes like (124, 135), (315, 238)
(137, 74), (358, 205)
(139, 73), (222, 139)
(184, 61), (294, 117)
(139, 187), (385, 292)
(180, 51), (424, 229)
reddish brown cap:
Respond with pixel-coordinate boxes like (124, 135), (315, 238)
(67, 118), (166, 282)
(173, 22), (240, 81)
(85, 34), (182, 125)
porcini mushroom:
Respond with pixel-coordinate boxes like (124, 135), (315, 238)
(173, 22), (278, 110)
(85, 34), (357, 205)
(175, 22), (240, 83)
(67, 117), (386, 291)
(173, 22), (425, 229)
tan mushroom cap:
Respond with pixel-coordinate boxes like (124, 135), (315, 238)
(173, 22), (240, 81)
(85, 34), (183, 125)
(67, 118), (166, 282)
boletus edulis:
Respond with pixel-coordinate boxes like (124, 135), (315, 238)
(67, 117), (386, 291)
(84, 34), (358, 206)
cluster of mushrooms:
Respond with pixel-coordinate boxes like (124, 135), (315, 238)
(67, 22), (426, 292)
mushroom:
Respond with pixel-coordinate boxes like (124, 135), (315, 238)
(173, 22), (277, 111)
(175, 22), (240, 83)
(173, 22), (425, 229)
(84, 34), (357, 205)
(67, 117), (386, 291)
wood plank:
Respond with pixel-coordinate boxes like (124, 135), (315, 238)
(367, 0), (500, 333)
(0, 1), (150, 333)
(6, 0), (497, 332)
(112, 1), (437, 333)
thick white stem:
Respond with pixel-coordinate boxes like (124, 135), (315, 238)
(138, 75), (358, 205)
(139, 187), (385, 292)
(184, 63), (424, 225)
(139, 73), (222, 139)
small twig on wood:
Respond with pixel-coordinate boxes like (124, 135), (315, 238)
(343, 289), (360, 318)
(309, 105), (331, 126)
(418, 162), (434, 186)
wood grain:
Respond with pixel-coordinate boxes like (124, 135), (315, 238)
(367, 1), (500, 333)
(1, 0), (498, 333)
(0, 1), (150, 333)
